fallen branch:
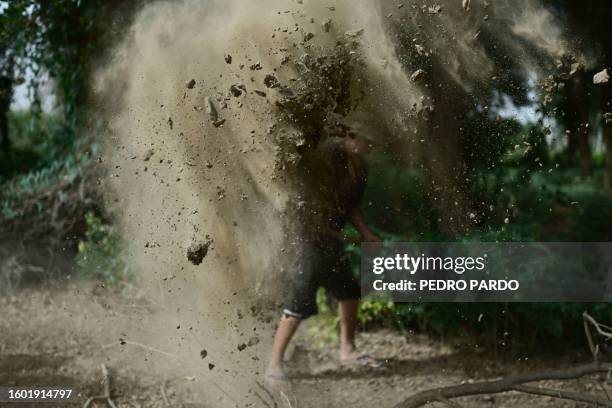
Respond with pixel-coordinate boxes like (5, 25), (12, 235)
(83, 364), (118, 408)
(584, 311), (612, 363)
(393, 362), (612, 408)
(513, 384), (612, 406)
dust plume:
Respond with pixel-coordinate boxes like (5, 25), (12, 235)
(94, 0), (576, 404)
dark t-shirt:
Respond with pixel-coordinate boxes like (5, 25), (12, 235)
(295, 138), (367, 239)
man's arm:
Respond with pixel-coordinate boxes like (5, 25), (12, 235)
(349, 207), (380, 242)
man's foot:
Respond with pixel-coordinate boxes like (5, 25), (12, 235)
(339, 350), (383, 368)
(265, 366), (289, 390)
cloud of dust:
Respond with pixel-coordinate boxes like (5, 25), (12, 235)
(94, 0), (576, 403)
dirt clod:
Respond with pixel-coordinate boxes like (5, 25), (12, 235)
(263, 74), (279, 88)
(410, 69), (426, 82)
(593, 69), (610, 85)
(212, 119), (226, 128)
(428, 5), (442, 14)
(230, 84), (245, 97)
(186, 236), (212, 265)
(205, 97), (219, 122)
(344, 28), (364, 38)
(143, 149), (154, 161)
(321, 18), (332, 32)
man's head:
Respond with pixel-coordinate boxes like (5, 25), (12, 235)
(343, 135), (376, 157)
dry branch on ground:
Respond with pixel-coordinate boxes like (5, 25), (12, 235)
(394, 312), (612, 408)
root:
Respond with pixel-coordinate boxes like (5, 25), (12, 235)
(394, 312), (612, 408)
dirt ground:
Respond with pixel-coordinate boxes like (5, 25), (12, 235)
(0, 284), (601, 408)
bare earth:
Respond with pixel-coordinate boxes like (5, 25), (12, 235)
(0, 284), (597, 408)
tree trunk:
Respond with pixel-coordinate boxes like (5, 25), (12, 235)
(567, 75), (592, 176)
(0, 54), (13, 154)
(604, 121), (612, 190)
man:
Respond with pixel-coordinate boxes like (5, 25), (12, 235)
(266, 134), (380, 386)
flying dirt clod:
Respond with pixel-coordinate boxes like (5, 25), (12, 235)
(594, 68), (610, 84)
(186, 236), (212, 266)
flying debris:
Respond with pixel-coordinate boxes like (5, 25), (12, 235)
(593, 68), (609, 84)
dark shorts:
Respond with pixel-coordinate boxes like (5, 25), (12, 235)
(283, 237), (361, 319)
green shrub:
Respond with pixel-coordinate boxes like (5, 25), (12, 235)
(76, 212), (130, 285)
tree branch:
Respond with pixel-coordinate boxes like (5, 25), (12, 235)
(393, 362), (612, 408)
(513, 384), (612, 407)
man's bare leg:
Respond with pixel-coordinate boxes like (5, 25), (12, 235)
(267, 314), (301, 380)
(338, 299), (359, 360)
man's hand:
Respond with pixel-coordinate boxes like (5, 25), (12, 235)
(349, 207), (382, 243)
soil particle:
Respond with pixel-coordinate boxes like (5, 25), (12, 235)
(212, 119), (226, 128)
(410, 69), (426, 82)
(224, 54), (232, 64)
(569, 62), (584, 76)
(230, 84), (244, 97)
(143, 149), (154, 161)
(237, 343), (247, 351)
(344, 28), (364, 38)
(593, 69), (610, 85)
(249, 62), (262, 71)
(185, 79), (196, 89)
(200, 349), (207, 359)
(205, 97), (219, 122)
(247, 337), (259, 347)
(321, 18), (332, 32)
(186, 236), (212, 265)
(428, 5), (442, 14)
(264, 74), (279, 88)
(303, 32), (315, 42)
(254, 90), (267, 97)
(167, 116), (173, 129)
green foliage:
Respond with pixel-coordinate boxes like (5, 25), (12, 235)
(1, 0), (142, 128)
(308, 288), (340, 345)
(76, 212), (130, 285)
(333, 117), (612, 347)
(0, 132), (95, 223)
(0, 111), (73, 180)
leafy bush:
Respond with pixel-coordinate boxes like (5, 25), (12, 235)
(76, 212), (130, 285)
(316, 124), (612, 348)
